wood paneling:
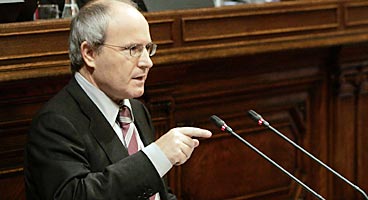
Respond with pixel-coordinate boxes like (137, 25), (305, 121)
(1, 1), (368, 200)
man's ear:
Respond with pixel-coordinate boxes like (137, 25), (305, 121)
(80, 41), (97, 69)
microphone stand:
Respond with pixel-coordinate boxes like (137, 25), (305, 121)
(210, 115), (325, 200)
(247, 110), (368, 200)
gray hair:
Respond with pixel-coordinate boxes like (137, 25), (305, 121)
(69, 0), (137, 73)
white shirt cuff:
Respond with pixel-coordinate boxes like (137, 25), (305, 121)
(142, 143), (173, 177)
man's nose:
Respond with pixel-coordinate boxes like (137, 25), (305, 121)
(138, 49), (154, 69)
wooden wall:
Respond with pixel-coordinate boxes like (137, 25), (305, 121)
(1, 0), (368, 199)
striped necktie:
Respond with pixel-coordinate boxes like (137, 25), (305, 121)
(118, 106), (157, 200)
(118, 106), (138, 155)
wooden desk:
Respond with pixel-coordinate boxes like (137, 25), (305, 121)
(1, 1), (368, 199)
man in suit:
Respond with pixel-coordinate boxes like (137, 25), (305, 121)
(24, 0), (212, 199)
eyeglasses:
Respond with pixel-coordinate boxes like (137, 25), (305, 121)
(100, 42), (157, 57)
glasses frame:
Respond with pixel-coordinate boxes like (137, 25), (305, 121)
(100, 42), (157, 57)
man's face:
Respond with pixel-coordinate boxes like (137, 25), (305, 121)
(90, 5), (153, 101)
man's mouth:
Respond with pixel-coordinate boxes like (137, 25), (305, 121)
(132, 75), (145, 81)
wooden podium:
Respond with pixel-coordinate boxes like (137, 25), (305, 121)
(1, 1), (368, 199)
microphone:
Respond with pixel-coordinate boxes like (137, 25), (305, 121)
(247, 110), (368, 200)
(209, 115), (325, 200)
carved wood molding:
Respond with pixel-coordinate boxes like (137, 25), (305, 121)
(337, 60), (368, 97)
(331, 59), (368, 199)
(152, 61), (325, 199)
(170, 95), (317, 199)
(1, 1), (368, 199)
(1, 1), (368, 82)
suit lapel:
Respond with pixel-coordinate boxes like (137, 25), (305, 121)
(88, 112), (129, 163)
(130, 99), (155, 146)
(66, 78), (128, 163)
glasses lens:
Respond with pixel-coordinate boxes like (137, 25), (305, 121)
(128, 43), (157, 57)
(146, 43), (157, 57)
(129, 44), (144, 57)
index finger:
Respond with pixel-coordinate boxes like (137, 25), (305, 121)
(175, 127), (212, 138)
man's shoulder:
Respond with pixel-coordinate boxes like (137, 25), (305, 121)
(36, 79), (82, 117)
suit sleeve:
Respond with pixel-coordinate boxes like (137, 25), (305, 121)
(25, 111), (163, 200)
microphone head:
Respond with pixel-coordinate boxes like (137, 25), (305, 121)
(248, 110), (262, 121)
(209, 115), (225, 128)
(209, 115), (233, 133)
(247, 110), (269, 126)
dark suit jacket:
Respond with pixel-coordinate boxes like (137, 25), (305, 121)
(24, 77), (176, 200)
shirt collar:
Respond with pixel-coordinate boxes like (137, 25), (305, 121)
(74, 72), (133, 126)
